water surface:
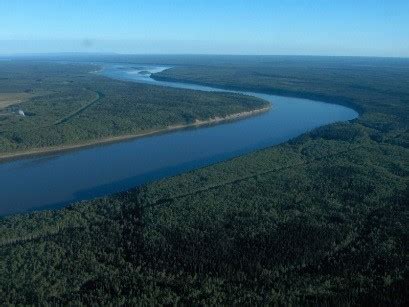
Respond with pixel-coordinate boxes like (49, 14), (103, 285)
(0, 65), (358, 215)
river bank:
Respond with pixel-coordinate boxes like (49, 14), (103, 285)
(0, 106), (270, 162)
(0, 64), (357, 215)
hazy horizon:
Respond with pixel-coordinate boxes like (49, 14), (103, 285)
(2, 50), (409, 60)
(1, 0), (408, 57)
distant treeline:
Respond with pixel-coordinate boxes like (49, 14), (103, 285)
(0, 56), (408, 304)
(0, 61), (266, 156)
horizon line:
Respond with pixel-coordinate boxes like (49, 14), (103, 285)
(1, 52), (408, 60)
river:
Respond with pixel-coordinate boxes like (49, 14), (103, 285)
(0, 64), (358, 215)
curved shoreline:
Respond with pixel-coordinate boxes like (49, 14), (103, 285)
(0, 64), (358, 216)
(0, 106), (270, 162)
(152, 74), (363, 116)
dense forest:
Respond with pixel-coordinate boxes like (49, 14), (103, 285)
(0, 56), (408, 304)
(0, 61), (266, 157)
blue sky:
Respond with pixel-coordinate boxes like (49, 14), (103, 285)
(0, 0), (408, 56)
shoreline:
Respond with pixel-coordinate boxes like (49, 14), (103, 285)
(152, 75), (363, 115)
(0, 106), (270, 163)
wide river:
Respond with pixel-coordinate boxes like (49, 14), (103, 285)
(0, 65), (358, 215)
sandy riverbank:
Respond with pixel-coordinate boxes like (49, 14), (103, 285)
(0, 106), (270, 162)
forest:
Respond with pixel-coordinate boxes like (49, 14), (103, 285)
(0, 55), (408, 304)
(0, 60), (266, 157)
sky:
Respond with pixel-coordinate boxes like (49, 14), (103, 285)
(0, 0), (408, 57)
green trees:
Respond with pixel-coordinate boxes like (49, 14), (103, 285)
(0, 56), (408, 304)
(0, 61), (267, 156)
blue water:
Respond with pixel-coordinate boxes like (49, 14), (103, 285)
(0, 65), (358, 216)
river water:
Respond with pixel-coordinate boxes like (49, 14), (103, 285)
(0, 65), (358, 215)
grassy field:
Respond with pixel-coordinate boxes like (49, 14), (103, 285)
(0, 61), (267, 158)
(0, 56), (408, 304)
(0, 92), (36, 110)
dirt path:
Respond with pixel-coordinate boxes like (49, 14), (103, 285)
(54, 91), (104, 125)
